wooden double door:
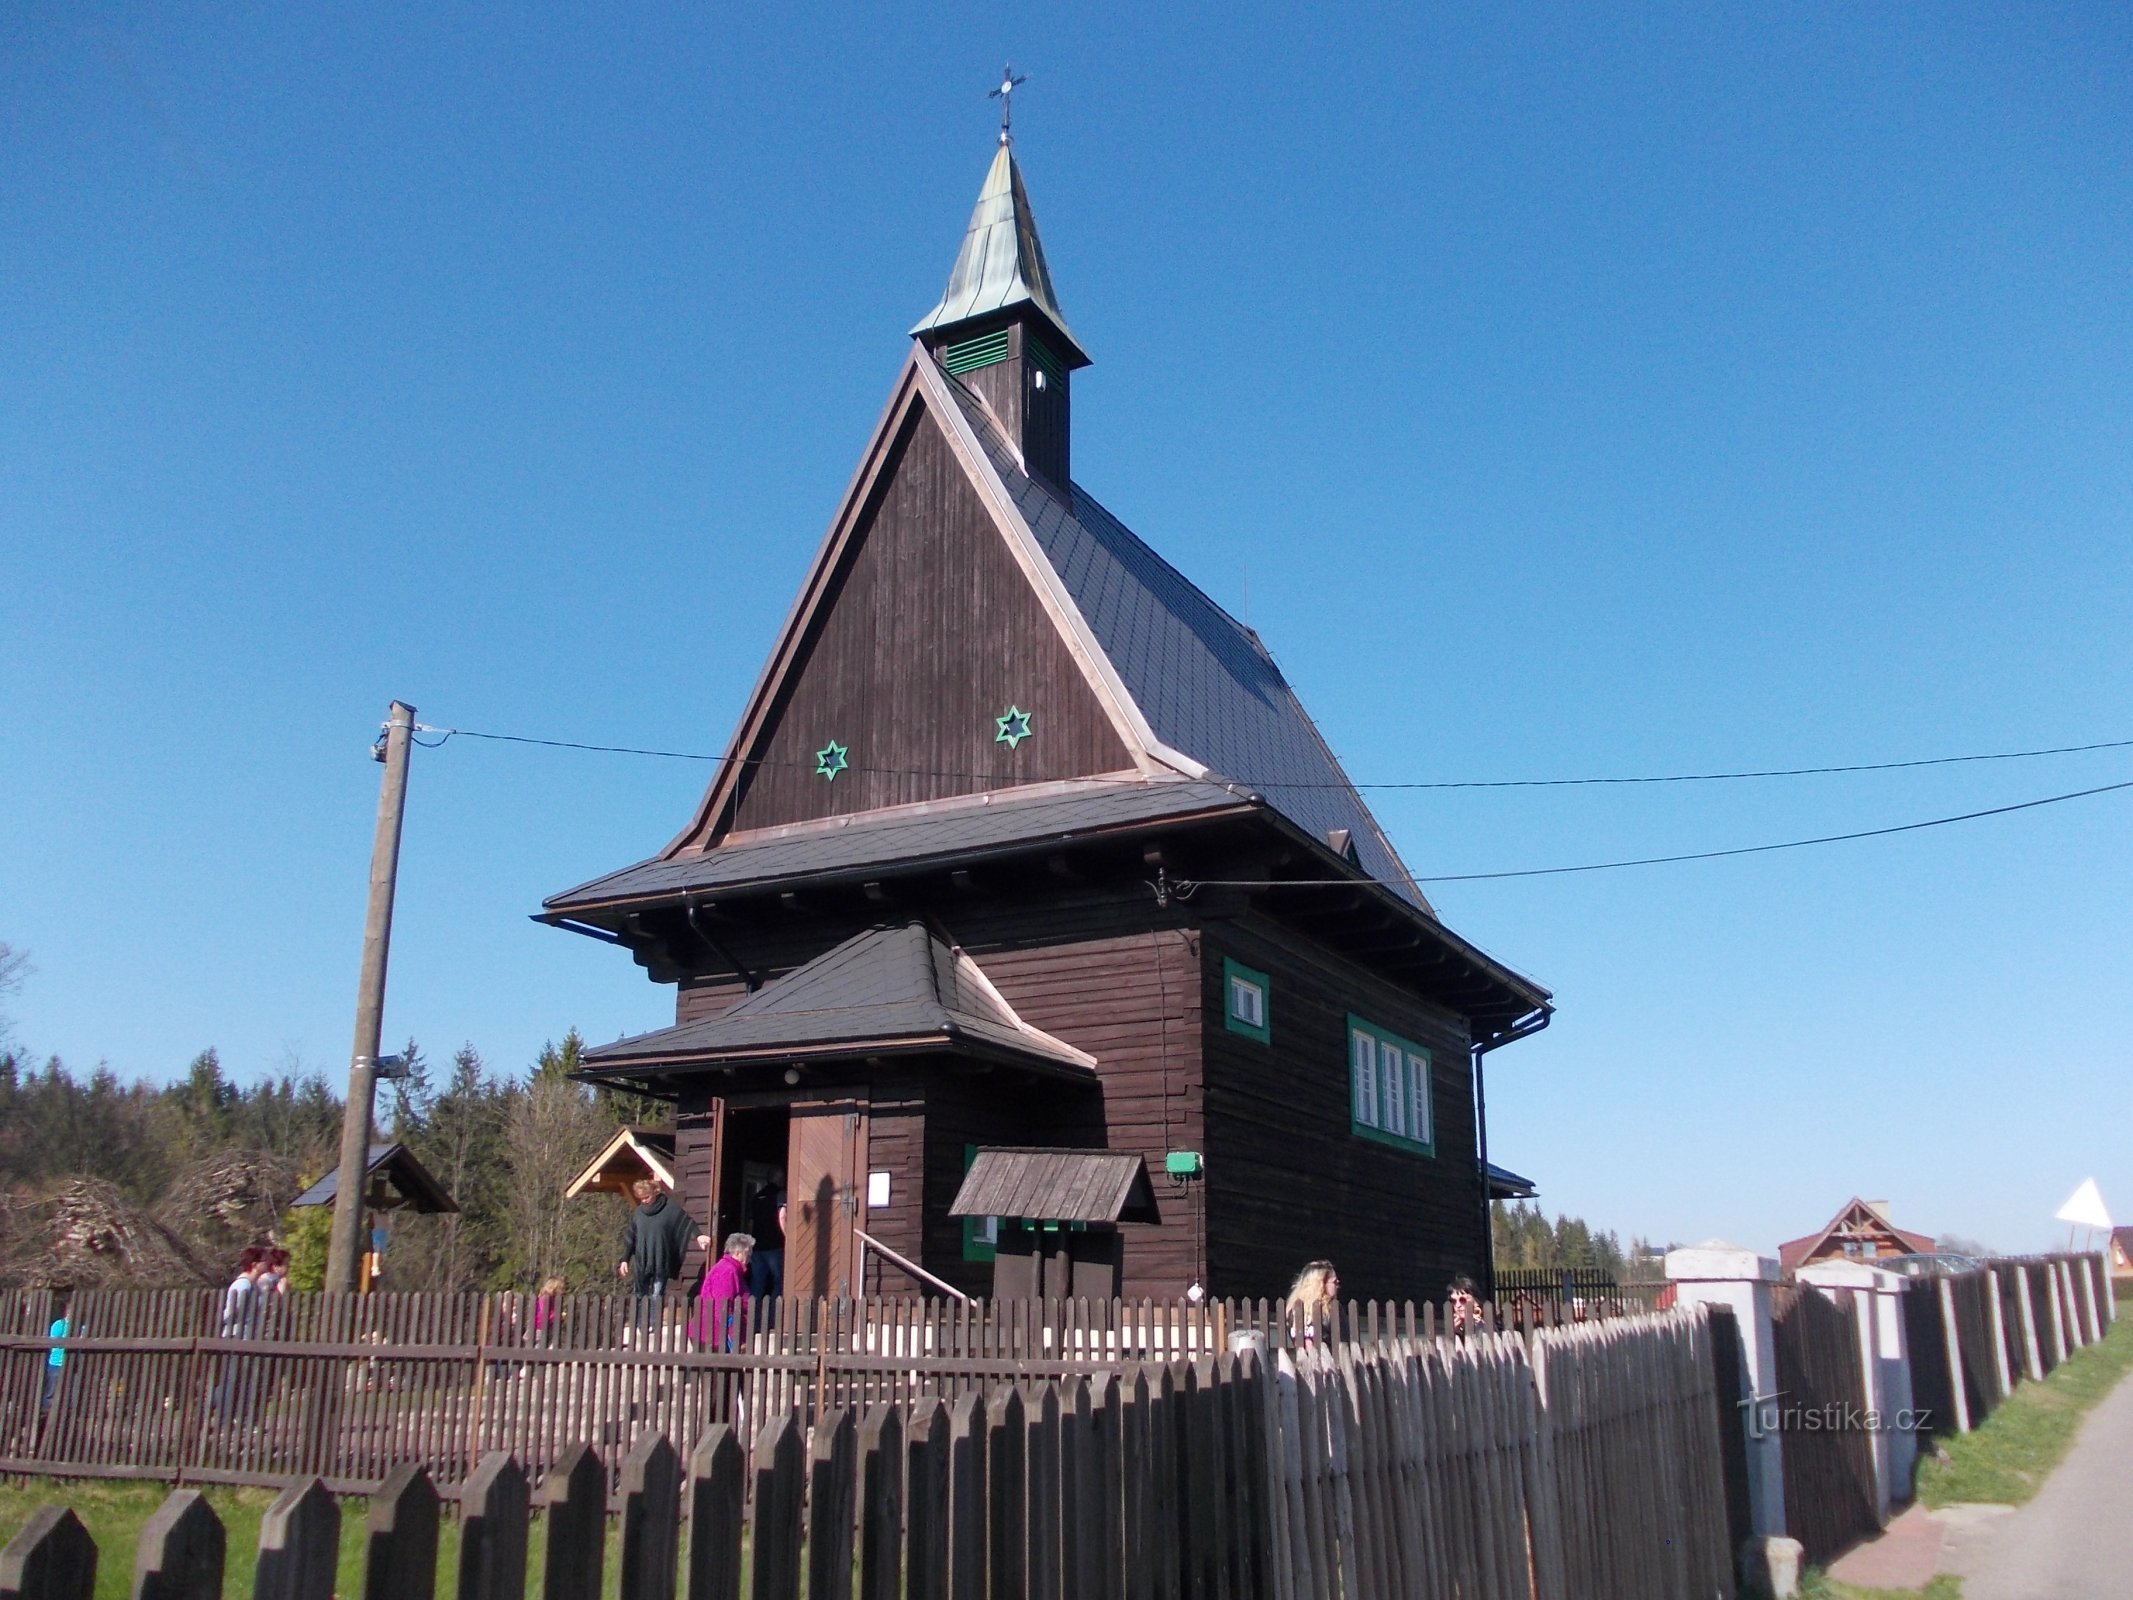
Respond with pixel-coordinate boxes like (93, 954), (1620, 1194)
(782, 1094), (868, 1303)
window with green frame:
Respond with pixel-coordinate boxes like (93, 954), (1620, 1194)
(1222, 958), (1271, 1043)
(1347, 1015), (1435, 1155)
(960, 1144), (998, 1261)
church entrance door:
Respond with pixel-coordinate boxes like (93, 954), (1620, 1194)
(784, 1094), (868, 1302)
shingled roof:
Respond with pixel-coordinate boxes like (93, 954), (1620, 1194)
(546, 775), (1250, 915)
(938, 371), (1432, 914)
(578, 922), (1097, 1079)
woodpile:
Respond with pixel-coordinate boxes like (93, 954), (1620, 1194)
(0, 1177), (216, 1290)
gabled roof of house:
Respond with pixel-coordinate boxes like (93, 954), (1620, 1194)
(577, 921), (1097, 1079)
(1776, 1196), (1933, 1271)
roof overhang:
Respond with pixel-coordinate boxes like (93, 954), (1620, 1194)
(949, 1147), (1159, 1224)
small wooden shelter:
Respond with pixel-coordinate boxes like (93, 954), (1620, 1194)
(564, 1125), (679, 1199)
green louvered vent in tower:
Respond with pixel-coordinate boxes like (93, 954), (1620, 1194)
(1024, 336), (1065, 385)
(941, 330), (1011, 375)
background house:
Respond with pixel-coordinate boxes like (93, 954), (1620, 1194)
(1777, 1197), (1933, 1272)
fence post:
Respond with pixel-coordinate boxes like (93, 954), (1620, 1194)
(806, 1408), (857, 1600)
(2014, 1265), (2044, 1383)
(134, 1489), (226, 1600)
(1666, 1246), (1784, 1538)
(0, 1505), (96, 1600)
(1797, 1263), (1911, 1523)
(1985, 1268), (2014, 1399)
(985, 1385), (1027, 1600)
(1936, 1277), (1971, 1434)
(685, 1424), (745, 1600)
(252, 1479), (340, 1600)
(904, 1397), (949, 1600)
(621, 1430), (682, 1600)
(858, 1404), (905, 1600)
(750, 1410), (805, 1600)
(541, 1442), (607, 1600)
(457, 1451), (530, 1600)
(2045, 1262), (2069, 1366)
(361, 1462), (439, 1600)
(2076, 1257), (2102, 1346)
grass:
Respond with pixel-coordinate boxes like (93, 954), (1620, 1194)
(1799, 1570), (1964, 1600)
(0, 1477), (656, 1600)
(1917, 1311), (2133, 1509)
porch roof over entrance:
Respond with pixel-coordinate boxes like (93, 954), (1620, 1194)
(950, 1147), (1159, 1224)
(577, 922), (1098, 1081)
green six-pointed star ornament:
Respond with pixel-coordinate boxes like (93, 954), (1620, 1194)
(815, 740), (849, 780)
(995, 707), (1034, 749)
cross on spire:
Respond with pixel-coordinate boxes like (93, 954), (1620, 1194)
(988, 62), (1028, 146)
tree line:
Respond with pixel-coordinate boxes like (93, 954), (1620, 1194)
(1491, 1200), (1663, 1279)
(0, 942), (652, 1294)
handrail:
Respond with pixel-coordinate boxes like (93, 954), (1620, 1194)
(854, 1228), (973, 1304)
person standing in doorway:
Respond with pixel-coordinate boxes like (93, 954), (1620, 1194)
(615, 1178), (708, 1300)
(747, 1184), (786, 1323)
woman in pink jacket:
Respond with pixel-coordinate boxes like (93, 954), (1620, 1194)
(694, 1232), (755, 1351)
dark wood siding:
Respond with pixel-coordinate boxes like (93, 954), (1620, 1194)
(1198, 915), (1484, 1305)
(974, 929), (1203, 1299)
(725, 403), (1129, 833)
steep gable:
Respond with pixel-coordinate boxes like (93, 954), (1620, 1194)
(705, 381), (1137, 837)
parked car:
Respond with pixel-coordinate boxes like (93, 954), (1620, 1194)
(1874, 1252), (1984, 1278)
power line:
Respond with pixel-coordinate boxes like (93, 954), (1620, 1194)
(412, 723), (2133, 793)
(1175, 776), (2133, 888)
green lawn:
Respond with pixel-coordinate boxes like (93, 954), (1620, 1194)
(0, 1478), (651, 1600)
(1918, 1311), (2133, 1509)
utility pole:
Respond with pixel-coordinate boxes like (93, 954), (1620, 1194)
(326, 700), (417, 1294)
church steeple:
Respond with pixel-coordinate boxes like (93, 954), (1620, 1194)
(913, 144), (1088, 488)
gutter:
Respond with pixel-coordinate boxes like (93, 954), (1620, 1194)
(1472, 1004), (1553, 1300)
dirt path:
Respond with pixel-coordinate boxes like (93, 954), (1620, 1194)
(1938, 1368), (2133, 1598)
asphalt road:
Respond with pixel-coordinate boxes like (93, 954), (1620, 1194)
(1942, 1366), (2133, 1599)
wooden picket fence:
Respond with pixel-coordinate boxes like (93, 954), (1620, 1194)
(0, 1304), (1741, 1600)
(1770, 1285), (1877, 1566)
(0, 1288), (1660, 1495)
(1897, 1254), (2112, 1440)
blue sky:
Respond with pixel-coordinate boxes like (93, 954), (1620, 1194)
(4, 5), (2128, 1256)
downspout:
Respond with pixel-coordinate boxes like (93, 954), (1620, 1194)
(1472, 1005), (1552, 1300)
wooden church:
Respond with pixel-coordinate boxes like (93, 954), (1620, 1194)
(542, 137), (1552, 1305)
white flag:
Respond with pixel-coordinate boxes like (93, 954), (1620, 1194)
(2055, 1179), (2113, 1231)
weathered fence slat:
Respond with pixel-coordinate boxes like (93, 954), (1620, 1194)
(686, 1424), (745, 1600)
(750, 1410), (804, 1600)
(621, 1430), (682, 1600)
(361, 1462), (439, 1600)
(858, 1404), (905, 1600)
(134, 1490), (225, 1600)
(806, 1407), (857, 1600)
(457, 1451), (530, 1600)
(540, 1442), (607, 1600)
(0, 1505), (96, 1600)
(903, 1397), (949, 1600)
(251, 1479), (338, 1600)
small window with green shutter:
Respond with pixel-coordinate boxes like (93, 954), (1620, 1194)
(1222, 958), (1271, 1043)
